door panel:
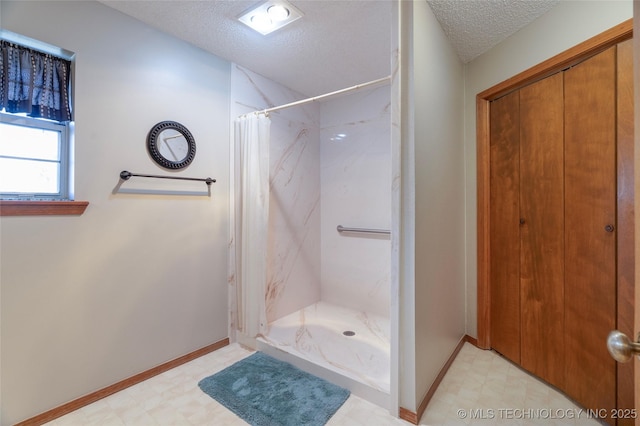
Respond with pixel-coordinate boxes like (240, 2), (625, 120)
(489, 91), (521, 364)
(616, 39), (635, 424)
(633, 7), (640, 424)
(564, 46), (617, 412)
(519, 73), (565, 389)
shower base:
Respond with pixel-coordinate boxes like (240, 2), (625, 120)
(256, 301), (390, 408)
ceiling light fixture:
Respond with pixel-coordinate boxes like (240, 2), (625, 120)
(268, 5), (290, 21)
(238, 0), (303, 35)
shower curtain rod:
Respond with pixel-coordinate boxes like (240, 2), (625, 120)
(257, 75), (391, 115)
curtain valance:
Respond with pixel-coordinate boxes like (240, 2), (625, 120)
(0, 41), (72, 122)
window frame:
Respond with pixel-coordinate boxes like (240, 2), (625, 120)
(0, 112), (72, 201)
(0, 30), (86, 216)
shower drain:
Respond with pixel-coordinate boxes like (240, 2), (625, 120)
(343, 330), (356, 337)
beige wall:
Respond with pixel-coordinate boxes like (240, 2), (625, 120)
(464, 0), (633, 339)
(397, 0), (466, 412)
(0, 2), (231, 424)
(413, 0), (466, 409)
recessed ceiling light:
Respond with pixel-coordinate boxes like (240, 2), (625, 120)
(268, 5), (290, 22)
(238, 0), (303, 35)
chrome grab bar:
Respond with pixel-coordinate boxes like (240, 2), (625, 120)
(336, 225), (391, 235)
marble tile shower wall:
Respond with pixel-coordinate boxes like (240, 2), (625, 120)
(230, 65), (322, 327)
(320, 87), (391, 317)
(230, 65), (391, 329)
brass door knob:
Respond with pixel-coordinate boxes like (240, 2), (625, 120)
(607, 330), (640, 363)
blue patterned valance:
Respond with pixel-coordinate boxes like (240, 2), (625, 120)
(0, 41), (72, 122)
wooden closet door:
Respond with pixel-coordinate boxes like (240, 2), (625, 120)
(564, 46), (617, 412)
(489, 91), (520, 364)
(616, 38), (635, 423)
(519, 72), (565, 389)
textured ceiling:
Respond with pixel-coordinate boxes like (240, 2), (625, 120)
(98, 0), (559, 97)
(427, 0), (560, 63)
(99, 0), (392, 97)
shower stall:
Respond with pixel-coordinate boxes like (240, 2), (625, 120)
(229, 65), (392, 408)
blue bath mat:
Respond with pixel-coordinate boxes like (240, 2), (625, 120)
(198, 352), (350, 426)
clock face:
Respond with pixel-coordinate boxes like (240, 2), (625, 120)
(147, 121), (196, 169)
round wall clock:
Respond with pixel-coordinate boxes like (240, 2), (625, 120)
(147, 121), (196, 169)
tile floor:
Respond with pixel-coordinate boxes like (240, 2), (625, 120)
(45, 342), (600, 426)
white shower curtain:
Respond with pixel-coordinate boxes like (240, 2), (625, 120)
(233, 113), (270, 338)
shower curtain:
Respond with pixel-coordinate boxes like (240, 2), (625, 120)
(232, 113), (270, 338)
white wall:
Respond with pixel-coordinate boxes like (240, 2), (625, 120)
(396, 0), (466, 412)
(464, 0), (633, 338)
(320, 86), (391, 317)
(0, 2), (231, 424)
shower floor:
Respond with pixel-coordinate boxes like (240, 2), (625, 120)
(258, 301), (390, 394)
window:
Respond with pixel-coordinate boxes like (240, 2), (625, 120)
(0, 32), (83, 213)
(0, 113), (71, 200)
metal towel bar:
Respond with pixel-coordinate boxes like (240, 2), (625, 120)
(120, 170), (216, 186)
(336, 225), (391, 235)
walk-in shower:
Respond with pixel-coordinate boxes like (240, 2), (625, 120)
(230, 65), (392, 408)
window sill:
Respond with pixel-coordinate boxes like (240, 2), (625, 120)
(0, 201), (89, 216)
